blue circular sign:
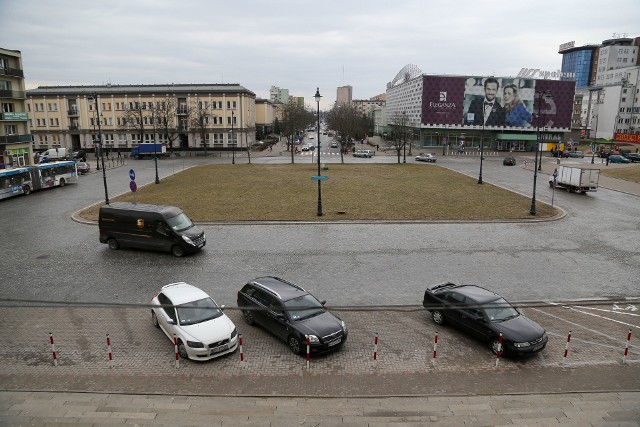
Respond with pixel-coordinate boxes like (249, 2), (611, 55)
(129, 169), (136, 180)
(130, 180), (137, 193)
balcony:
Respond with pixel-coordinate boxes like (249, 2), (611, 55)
(0, 67), (24, 78)
(0, 89), (26, 99)
(69, 124), (80, 131)
(1, 112), (28, 121)
(67, 109), (80, 116)
(177, 109), (188, 115)
(0, 133), (32, 144)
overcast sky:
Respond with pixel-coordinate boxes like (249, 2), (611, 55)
(1, 0), (638, 109)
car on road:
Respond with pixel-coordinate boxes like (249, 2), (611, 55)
(608, 154), (630, 164)
(301, 144), (315, 151)
(415, 153), (437, 163)
(308, 135), (315, 139)
(567, 151), (584, 158)
(502, 156), (516, 166)
(72, 149), (87, 162)
(625, 153), (640, 162)
(330, 141), (338, 148)
(76, 161), (90, 174)
(237, 276), (347, 355)
(353, 149), (375, 158)
(422, 282), (547, 356)
(151, 282), (238, 361)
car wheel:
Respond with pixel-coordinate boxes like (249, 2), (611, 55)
(491, 337), (504, 356)
(432, 310), (446, 325)
(59, 178), (66, 187)
(242, 309), (255, 325)
(288, 335), (303, 355)
(107, 239), (119, 250)
(151, 311), (159, 328)
(171, 245), (185, 257)
(22, 185), (31, 195)
(177, 340), (189, 359)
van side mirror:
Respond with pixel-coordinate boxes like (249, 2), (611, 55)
(166, 318), (175, 325)
(220, 304), (225, 311)
(320, 300), (327, 306)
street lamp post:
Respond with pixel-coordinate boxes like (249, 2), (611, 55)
(152, 105), (160, 184)
(88, 93), (109, 205)
(530, 90), (551, 216)
(314, 88), (323, 216)
(478, 120), (485, 184)
(231, 110), (235, 164)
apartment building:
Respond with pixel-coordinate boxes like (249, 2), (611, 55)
(336, 86), (352, 106)
(1, 47), (32, 168)
(255, 98), (277, 136)
(26, 84), (256, 153)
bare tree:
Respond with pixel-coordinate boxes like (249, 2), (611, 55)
(389, 110), (410, 164)
(189, 98), (213, 157)
(281, 101), (315, 164)
(120, 101), (147, 147)
(154, 97), (180, 152)
(325, 103), (369, 163)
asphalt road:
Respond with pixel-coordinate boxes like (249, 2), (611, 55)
(0, 149), (638, 309)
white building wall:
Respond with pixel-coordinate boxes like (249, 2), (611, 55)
(386, 76), (422, 127)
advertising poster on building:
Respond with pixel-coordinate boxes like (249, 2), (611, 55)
(422, 76), (575, 130)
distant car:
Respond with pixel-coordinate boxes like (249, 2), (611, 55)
(237, 276), (347, 355)
(72, 149), (87, 162)
(76, 161), (90, 174)
(308, 135), (315, 139)
(625, 153), (640, 162)
(353, 149), (375, 158)
(608, 155), (630, 164)
(423, 283), (547, 356)
(151, 282), (238, 361)
(567, 151), (584, 158)
(502, 156), (516, 166)
(38, 155), (50, 163)
(415, 153), (437, 163)
(301, 144), (314, 151)
(330, 141), (338, 148)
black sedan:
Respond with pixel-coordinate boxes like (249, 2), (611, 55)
(423, 283), (547, 356)
(503, 156), (516, 166)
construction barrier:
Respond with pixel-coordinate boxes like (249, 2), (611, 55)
(495, 333), (503, 368)
(305, 335), (310, 369)
(563, 331), (572, 367)
(239, 334), (244, 362)
(106, 334), (113, 364)
(49, 333), (57, 367)
(373, 333), (379, 361)
(623, 329), (632, 364)
(173, 334), (180, 369)
(433, 332), (438, 367)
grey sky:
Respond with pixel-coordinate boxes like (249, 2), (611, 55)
(1, 0), (638, 109)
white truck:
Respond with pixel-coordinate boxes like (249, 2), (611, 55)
(549, 165), (600, 193)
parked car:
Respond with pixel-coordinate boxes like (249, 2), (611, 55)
(415, 153), (437, 163)
(599, 150), (620, 158)
(75, 161), (90, 174)
(301, 144), (314, 151)
(237, 276), (347, 355)
(422, 283), (547, 356)
(608, 155), (630, 164)
(151, 282), (238, 361)
(353, 149), (375, 158)
(625, 153), (640, 162)
(567, 151), (584, 158)
(502, 156), (516, 166)
(330, 141), (338, 148)
(72, 149), (87, 162)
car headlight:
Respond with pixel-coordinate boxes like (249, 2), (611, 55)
(187, 340), (204, 348)
(230, 327), (238, 339)
(182, 235), (195, 246)
(341, 321), (347, 334)
(306, 335), (320, 344)
(513, 341), (531, 348)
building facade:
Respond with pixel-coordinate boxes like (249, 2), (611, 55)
(26, 84), (256, 154)
(269, 86), (289, 104)
(336, 86), (352, 106)
(255, 98), (277, 136)
(1, 48), (32, 168)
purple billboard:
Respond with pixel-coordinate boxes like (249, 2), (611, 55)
(422, 76), (575, 130)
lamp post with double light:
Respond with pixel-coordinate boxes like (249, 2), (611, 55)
(88, 93), (109, 205)
(152, 104), (160, 184)
(530, 90), (551, 216)
(314, 88), (323, 216)
(231, 110), (235, 164)
(478, 119), (485, 184)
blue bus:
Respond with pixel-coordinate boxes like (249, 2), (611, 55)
(0, 161), (78, 200)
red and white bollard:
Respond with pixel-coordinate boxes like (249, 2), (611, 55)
(623, 329), (632, 364)
(305, 335), (310, 369)
(173, 334), (180, 369)
(495, 333), (503, 368)
(239, 334), (244, 363)
(106, 334), (113, 364)
(563, 330), (572, 367)
(49, 333), (57, 367)
(373, 333), (379, 361)
(432, 332), (438, 367)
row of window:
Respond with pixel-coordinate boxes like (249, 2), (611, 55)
(33, 133), (241, 146)
(28, 115), (238, 128)
(33, 118), (60, 127)
(29, 100), (239, 113)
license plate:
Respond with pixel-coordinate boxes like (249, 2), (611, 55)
(532, 343), (544, 351)
(210, 344), (228, 354)
(328, 338), (341, 347)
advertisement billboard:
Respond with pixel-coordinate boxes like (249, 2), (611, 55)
(422, 76), (575, 130)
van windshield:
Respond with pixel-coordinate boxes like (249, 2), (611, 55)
(166, 213), (194, 232)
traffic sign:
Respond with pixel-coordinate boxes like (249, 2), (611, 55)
(130, 180), (137, 192)
(310, 175), (329, 181)
(129, 169), (136, 180)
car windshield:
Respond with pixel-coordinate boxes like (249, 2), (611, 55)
(176, 297), (223, 326)
(481, 298), (519, 322)
(166, 213), (194, 232)
(283, 294), (325, 321)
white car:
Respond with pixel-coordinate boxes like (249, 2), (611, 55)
(151, 282), (238, 361)
(415, 153), (437, 163)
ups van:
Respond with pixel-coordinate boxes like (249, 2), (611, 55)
(99, 202), (206, 257)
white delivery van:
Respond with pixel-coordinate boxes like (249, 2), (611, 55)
(43, 148), (69, 160)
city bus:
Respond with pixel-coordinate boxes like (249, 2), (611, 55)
(0, 161), (78, 200)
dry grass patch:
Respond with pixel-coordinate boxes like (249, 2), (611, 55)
(79, 164), (558, 222)
(599, 164), (640, 183)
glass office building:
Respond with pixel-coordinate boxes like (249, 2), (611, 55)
(560, 47), (596, 89)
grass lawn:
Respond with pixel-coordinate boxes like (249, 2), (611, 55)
(78, 164), (558, 222)
(600, 165), (640, 183)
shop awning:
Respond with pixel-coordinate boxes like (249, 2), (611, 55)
(495, 134), (538, 141)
